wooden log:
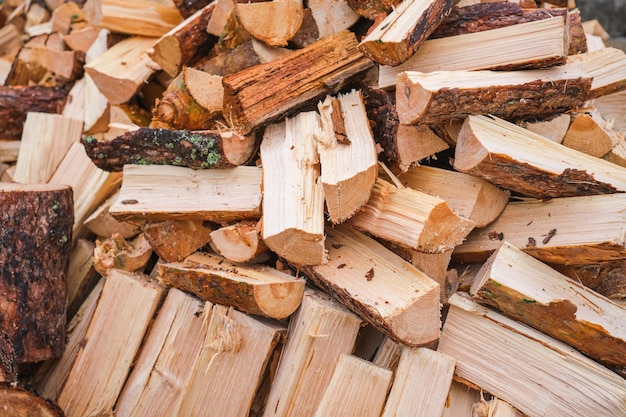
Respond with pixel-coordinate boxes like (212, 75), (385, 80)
(317, 90), (378, 223)
(312, 354), (392, 417)
(347, 178), (475, 253)
(205, 0), (234, 36)
(222, 30), (373, 135)
(471, 241), (626, 367)
(381, 347), (456, 417)
(453, 193), (626, 265)
(93, 233), (153, 276)
(307, 0), (359, 38)
(0, 383), (65, 417)
(551, 261), (626, 302)
(396, 65), (591, 125)
(453, 114), (626, 198)
(261, 288), (362, 417)
(148, 3), (216, 77)
(159, 251), (305, 319)
(62, 26), (103, 54)
(302, 224), (441, 346)
(108, 165), (262, 223)
(561, 110), (619, 157)
(442, 380), (482, 417)
(260, 112), (326, 266)
(142, 220), (213, 262)
(209, 220), (270, 263)
(521, 113), (570, 143)
(83, 190), (143, 239)
(566, 47), (626, 99)
(593, 89), (626, 136)
(378, 17), (570, 89)
(83, 74), (111, 134)
(438, 293), (626, 417)
(358, 0), (458, 66)
(234, 0), (303, 47)
(0, 183), (73, 381)
(173, 0), (213, 18)
(65, 239), (100, 320)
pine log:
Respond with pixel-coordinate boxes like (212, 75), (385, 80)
(142, 220), (213, 262)
(260, 112), (326, 266)
(212, 8), (253, 54)
(65, 239), (100, 320)
(378, 17), (569, 89)
(108, 165), (262, 223)
(453, 114), (626, 198)
(594, 89), (626, 135)
(566, 47), (626, 99)
(50, 2), (86, 34)
(551, 261), (626, 302)
(0, 384), (65, 417)
(93, 233), (153, 276)
(234, 0), (303, 47)
(83, 190), (143, 239)
(205, 0), (234, 35)
(453, 193), (626, 265)
(438, 293), (626, 417)
(148, 3), (216, 77)
(604, 134), (626, 168)
(222, 30), (373, 135)
(209, 220), (270, 263)
(308, 0), (359, 38)
(62, 26), (103, 54)
(347, 177), (475, 253)
(82, 127), (256, 171)
(261, 288), (362, 417)
(83, 74), (110, 134)
(317, 90), (378, 223)
(0, 183), (73, 382)
(0, 23), (22, 57)
(562, 110), (619, 157)
(312, 354), (392, 417)
(358, 0), (458, 66)
(396, 65), (591, 125)
(521, 113), (570, 143)
(302, 224), (441, 346)
(442, 380), (482, 417)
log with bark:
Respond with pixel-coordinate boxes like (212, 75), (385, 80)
(0, 383), (65, 417)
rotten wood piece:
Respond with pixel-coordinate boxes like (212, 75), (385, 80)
(222, 30), (373, 135)
(566, 47), (626, 99)
(209, 220), (269, 263)
(0, 183), (73, 382)
(234, 0), (303, 47)
(93, 233), (153, 276)
(142, 220), (213, 262)
(0, 384), (65, 417)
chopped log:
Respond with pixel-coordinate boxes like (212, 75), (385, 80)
(62, 26), (103, 54)
(82, 127), (256, 171)
(0, 23), (22, 57)
(567, 9), (587, 55)
(561, 110), (619, 157)
(51, 2), (86, 34)
(287, 7), (320, 48)
(308, 0), (359, 38)
(396, 65), (591, 125)
(378, 17), (570, 89)
(471, 241), (626, 367)
(212, 8), (253, 54)
(551, 261), (626, 302)
(209, 220), (270, 263)
(13, 112), (83, 184)
(206, 0), (233, 36)
(261, 288), (362, 417)
(382, 347), (456, 417)
(408, 249), (453, 303)
(604, 133), (626, 168)
(317, 90), (378, 223)
(260, 112), (326, 266)
(148, 3), (216, 77)
(453, 114), (626, 198)
(66, 239), (100, 320)
(521, 113), (570, 143)
(93, 233), (153, 276)
(593, 89), (626, 135)
(453, 193), (626, 265)
(302, 224), (441, 346)
(0, 384), (65, 417)
(0, 84), (68, 140)
(82, 72), (112, 134)
(151, 67), (223, 130)
(312, 354), (392, 417)
(398, 165), (509, 228)
(438, 293), (626, 417)
(372, 336), (402, 371)
(442, 380), (482, 417)
(142, 220), (213, 262)
(566, 47), (626, 99)
(84, 36), (159, 105)
(0, 183), (73, 381)
(108, 165), (262, 223)
(159, 251), (305, 319)
(222, 30), (373, 135)
(83, 190), (142, 239)
(173, 0), (213, 18)
(347, 178), (475, 253)
(234, 0), (303, 47)
(56, 270), (165, 417)
(358, 0), (458, 66)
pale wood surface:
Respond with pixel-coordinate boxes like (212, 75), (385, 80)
(142, 220), (213, 262)
(235, 0), (303, 47)
(93, 233), (153, 275)
(562, 110), (619, 157)
(209, 220), (269, 263)
(442, 380), (482, 417)
(566, 47), (626, 98)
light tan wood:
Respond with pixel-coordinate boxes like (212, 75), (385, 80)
(261, 111), (326, 266)
(142, 220), (213, 262)
(317, 90), (377, 223)
(206, 0), (234, 36)
(83, 73), (110, 134)
(438, 293), (626, 417)
(61, 77), (86, 122)
(442, 381), (482, 417)
(209, 220), (269, 263)
(593, 89), (626, 135)
(262, 289), (362, 417)
(83, 190), (142, 239)
(566, 47), (626, 98)
(57, 270), (165, 417)
(408, 249), (453, 303)
(66, 238), (100, 319)
(480, 399), (526, 417)
(62, 26), (103, 54)
(522, 113), (571, 143)
(562, 110), (619, 157)
(0, 23), (23, 56)
(313, 354), (392, 417)
(7, 39), (81, 85)
(93, 233), (153, 276)
(235, 0), (303, 47)
(382, 347), (456, 417)
(396, 125), (449, 171)
(51, 2), (85, 34)
(308, 0), (359, 38)
(109, 164), (262, 223)
(604, 133), (626, 168)
(582, 19), (610, 40)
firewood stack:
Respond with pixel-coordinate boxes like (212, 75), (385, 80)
(0, 0), (625, 415)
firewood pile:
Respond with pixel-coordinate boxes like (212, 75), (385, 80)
(1, 0), (626, 415)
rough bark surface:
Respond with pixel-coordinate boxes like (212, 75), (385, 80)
(362, 86), (400, 167)
(0, 383), (65, 417)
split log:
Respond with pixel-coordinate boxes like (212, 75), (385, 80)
(261, 288), (362, 417)
(142, 220), (213, 262)
(566, 47), (626, 99)
(0, 84), (68, 140)
(453, 193), (626, 265)
(0, 23), (22, 57)
(521, 113), (570, 143)
(317, 90), (378, 223)
(222, 30), (373, 135)
(347, 178), (475, 253)
(442, 380), (482, 417)
(307, 0), (359, 38)
(551, 261), (626, 302)
(209, 220), (269, 263)
(372, 336), (402, 370)
(260, 112), (326, 266)
(312, 354), (392, 417)
(93, 233), (153, 276)
(594, 89), (626, 135)
(234, 0), (303, 47)
(148, 3), (216, 77)
(83, 190), (143, 239)
(288, 7), (321, 48)
(471, 241), (626, 367)
(605, 134), (626, 168)
(438, 293), (626, 417)
(0, 183), (73, 381)
(302, 224), (441, 346)
(108, 165), (262, 223)
(0, 384), (65, 417)
(82, 127), (256, 171)
(83, 74), (110, 134)
(206, 0), (234, 36)
(378, 17), (569, 89)
(62, 26), (103, 54)
(66, 239), (100, 320)
(381, 347), (456, 417)
(50, 2), (86, 34)
(561, 110), (619, 157)
(453, 114), (626, 198)
(396, 65), (591, 125)
(159, 251), (305, 319)
(358, 0), (458, 66)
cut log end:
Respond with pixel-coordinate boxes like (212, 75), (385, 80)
(325, 165), (377, 224)
(264, 229), (326, 266)
(420, 202), (475, 253)
(149, 36), (182, 77)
